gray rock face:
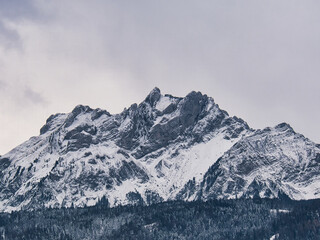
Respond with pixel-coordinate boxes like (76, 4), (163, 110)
(144, 87), (161, 107)
(194, 123), (320, 201)
(0, 88), (319, 212)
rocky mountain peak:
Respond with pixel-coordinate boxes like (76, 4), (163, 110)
(274, 122), (294, 132)
(71, 105), (93, 115)
(0, 88), (319, 212)
(144, 87), (162, 107)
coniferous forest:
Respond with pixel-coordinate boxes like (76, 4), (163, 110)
(0, 198), (320, 239)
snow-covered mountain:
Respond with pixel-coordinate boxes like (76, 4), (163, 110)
(0, 88), (319, 212)
(179, 123), (320, 201)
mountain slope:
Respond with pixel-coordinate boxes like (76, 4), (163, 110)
(0, 88), (319, 212)
(0, 88), (250, 212)
(195, 123), (320, 200)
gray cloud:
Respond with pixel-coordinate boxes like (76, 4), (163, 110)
(0, 0), (40, 20)
(0, 21), (21, 49)
(0, 79), (47, 109)
(23, 86), (47, 105)
(0, 0), (319, 154)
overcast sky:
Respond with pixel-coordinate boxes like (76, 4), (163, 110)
(0, 0), (319, 154)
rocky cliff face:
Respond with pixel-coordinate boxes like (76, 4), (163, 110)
(178, 123), (320, 201)
(0, 88), (319, 212)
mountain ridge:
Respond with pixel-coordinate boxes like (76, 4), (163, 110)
(0, 88), (319, 212)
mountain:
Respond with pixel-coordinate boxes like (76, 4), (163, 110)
(179, 123), (320, 201)
(0, 88), (319, 212)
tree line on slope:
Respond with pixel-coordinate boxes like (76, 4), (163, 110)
(0, 198), (320, 239)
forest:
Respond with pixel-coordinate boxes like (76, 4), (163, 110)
(0, 198), (320, 239)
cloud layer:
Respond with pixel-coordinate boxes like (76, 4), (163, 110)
(0, 0), (319, 154)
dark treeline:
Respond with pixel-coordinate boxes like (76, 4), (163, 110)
(0, 198), (320, 239)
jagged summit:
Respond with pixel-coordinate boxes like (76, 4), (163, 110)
(0, 88), (319, 212)
(144, 87), (162, 107)
(148, 86), (161, 95)
(274, 122), (294, 132)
